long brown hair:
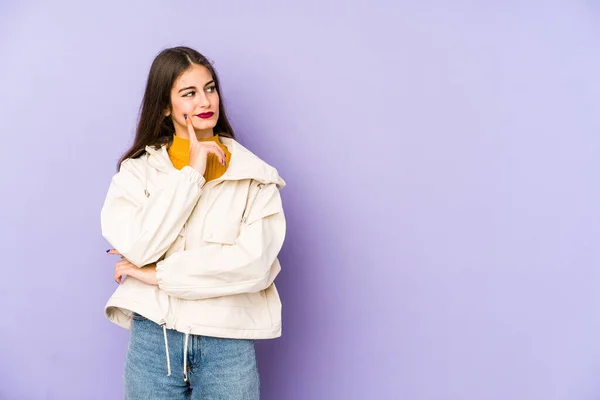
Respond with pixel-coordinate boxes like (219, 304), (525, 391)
(117, 46), (236, 170)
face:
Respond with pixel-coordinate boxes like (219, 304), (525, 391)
(166, 64), (220, 138)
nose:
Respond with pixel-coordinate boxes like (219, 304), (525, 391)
(196, 92), (210, 109)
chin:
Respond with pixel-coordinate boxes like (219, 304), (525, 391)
(193, 121), (217, 130)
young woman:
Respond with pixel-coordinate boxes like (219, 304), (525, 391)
(100, 46), (286, 399)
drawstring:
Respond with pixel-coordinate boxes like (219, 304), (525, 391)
(183, 328), (191, 382)
(160, 321), (172, 376)
(144, 153), (150, 198)
(158, 320), (193, 382)
(242, 183), (264, 224)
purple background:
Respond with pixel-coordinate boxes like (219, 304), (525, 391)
(1, 1), (600, 399)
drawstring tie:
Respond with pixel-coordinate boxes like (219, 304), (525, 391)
(183, 328), (192, 382)
(160, 321), (172, 376)
(160, 321), (193, 382)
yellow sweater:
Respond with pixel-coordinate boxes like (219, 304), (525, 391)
(168, 134), (231, 182)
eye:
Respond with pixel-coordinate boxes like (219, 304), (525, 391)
(206, 86), (217, 93)
(183, 91), (195, 97)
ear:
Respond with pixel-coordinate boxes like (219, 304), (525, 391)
(164, 108), (171, 117)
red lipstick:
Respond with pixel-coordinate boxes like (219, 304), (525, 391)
(197, 112), (214, 119)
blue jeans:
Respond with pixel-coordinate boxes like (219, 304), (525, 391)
(124, 313), (260, 399)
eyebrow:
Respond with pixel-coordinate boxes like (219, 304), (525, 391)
(178, 80), (215, 93)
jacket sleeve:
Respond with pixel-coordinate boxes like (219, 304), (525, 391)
(155, 183), (286, 300)
(100, 159), (206, 267)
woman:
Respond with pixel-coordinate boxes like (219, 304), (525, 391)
(100, 46), (286, 399)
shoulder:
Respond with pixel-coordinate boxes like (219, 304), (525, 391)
(221, 137), (286, 189)
(119, 144), (165, 175)
(113, 153), (150, 185)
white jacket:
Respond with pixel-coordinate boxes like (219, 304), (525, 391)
(101, 137), (286, 339)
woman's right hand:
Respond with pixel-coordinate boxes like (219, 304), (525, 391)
(185, 114), (226, 175)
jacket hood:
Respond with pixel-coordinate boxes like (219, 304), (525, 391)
(144, 136), (286, 189)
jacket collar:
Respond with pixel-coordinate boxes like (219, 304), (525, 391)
(144, 137), (286, 189)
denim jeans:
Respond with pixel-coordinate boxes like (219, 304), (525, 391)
(124, 313), (260, 399)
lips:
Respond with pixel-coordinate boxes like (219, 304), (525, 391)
(197, 112), (214, 119)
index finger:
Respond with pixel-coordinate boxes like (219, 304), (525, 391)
(107, 248), (126, 260)
(185, 114), (198, 143)
(106, 248), (121, 256)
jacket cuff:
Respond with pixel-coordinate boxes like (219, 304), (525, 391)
(155, 260), (166, 288)
(181, 166), (206, 187)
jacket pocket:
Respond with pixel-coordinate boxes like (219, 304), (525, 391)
(201, 180), (251, 245)
(242, 183), (281, 226)
(201, 223), (239, 246)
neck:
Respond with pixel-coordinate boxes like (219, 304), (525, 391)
(173, 125), (214, 140)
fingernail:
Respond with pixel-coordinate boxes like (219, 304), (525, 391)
(106, 249), (110, 253)
(184, 114), (188, 120)
(223, 161), (226, 166)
